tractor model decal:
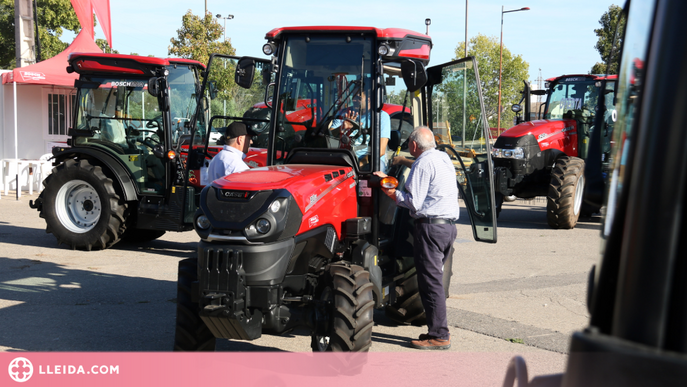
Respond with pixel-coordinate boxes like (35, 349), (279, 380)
(537, 126), (576, 142)
(304, 174), (351, 212)
(560, 98), (583, 110)
(308, 215), (320, 228)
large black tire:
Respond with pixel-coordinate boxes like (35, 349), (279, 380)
(173, 258), (216, 351)
(384, 252), (454, 327)
(40, 158), (127, 250)
(384, 265), (427, 326)
(547, 156), (585, 229)
(311, 263), (375, 352)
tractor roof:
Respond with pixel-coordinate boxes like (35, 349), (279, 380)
(67, 53), (205, 77)
(264, 26), (432, 63)
(546, 74), (618, 82)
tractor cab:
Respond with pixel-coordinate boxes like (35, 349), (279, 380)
(542, 75), (617, 160)
(174, 26), (498, 352)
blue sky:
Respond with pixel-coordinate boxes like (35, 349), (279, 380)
(88, 0), (620, 83)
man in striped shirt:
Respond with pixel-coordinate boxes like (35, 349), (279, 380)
(375, 126), (459, 350)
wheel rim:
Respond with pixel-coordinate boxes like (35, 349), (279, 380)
(55, 180), (102, 233)
(573, 175), (585, 216)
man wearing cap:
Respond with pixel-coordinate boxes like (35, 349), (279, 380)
(207, 122), (256, 182)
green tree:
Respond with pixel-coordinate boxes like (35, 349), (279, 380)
(0, 0), (80, 68)
(454, 34), (529, 130)
(591, 4), (623, 74)
(168, 10), (235, 64)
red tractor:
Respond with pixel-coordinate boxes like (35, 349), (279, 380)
(492, 74), (617, 228)
(173, 26), (499, 352)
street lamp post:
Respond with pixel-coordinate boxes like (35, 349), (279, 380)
(498, 6), (529, 136)
(216, 14), (234, 42)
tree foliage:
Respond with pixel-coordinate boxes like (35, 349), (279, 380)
(591, 5), (623, 75)
(454, 34), (529, 130)
(0, 0), (80, 68)
(96, 38), (118, 54)
(168, 10), (235, 65)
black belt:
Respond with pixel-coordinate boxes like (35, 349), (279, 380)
(415, 217), (455, 225)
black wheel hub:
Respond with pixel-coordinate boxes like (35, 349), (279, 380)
(82, 200), (94, 212)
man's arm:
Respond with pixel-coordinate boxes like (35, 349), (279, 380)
(392, 156), (414, 168)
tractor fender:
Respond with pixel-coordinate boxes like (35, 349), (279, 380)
(52, 147), (139, 202)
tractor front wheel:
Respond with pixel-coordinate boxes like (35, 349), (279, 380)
(40, 159), (127, 250)
(311, 263), (374, 352)
(546, 156), (585, 229)
(173, 258), (216, 351)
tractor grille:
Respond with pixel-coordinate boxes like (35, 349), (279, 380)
(205, 188), (273, 225)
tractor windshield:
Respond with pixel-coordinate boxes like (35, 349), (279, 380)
(545, 77), (600, 120)
(271, 35), (374, 168)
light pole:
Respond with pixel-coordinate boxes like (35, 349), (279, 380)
(498, 6), (529, 136)
(216, 14), (234, 42)
(462, 0), (468, 148)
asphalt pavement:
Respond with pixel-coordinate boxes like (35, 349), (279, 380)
(0, 191), (603, 382)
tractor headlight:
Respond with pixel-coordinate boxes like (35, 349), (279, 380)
(492, 147), (525, 159)
(269, 200), (282, 213)
(256, 218), (271, 234)
(196, 214), (211, 230)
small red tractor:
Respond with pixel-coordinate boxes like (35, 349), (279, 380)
(173, 26), (499, 352)
(492, 74), (617, 228)
(29, 54), (207, 249)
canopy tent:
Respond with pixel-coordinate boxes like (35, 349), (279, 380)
(1, 29), (102, 87)
(0, 0), (111, 198)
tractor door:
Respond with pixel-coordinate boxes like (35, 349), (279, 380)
(424, 57), (498, 242)
(185, 54), (273, 187)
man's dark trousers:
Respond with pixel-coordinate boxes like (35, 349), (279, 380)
(413, 222), (456, 340)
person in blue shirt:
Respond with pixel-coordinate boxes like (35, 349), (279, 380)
(331, 89), (390, 172)
(206, 122), (257, 182)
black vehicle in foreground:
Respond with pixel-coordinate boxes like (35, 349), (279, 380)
(503, 0), (687, 386)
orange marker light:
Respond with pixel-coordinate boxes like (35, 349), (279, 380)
(167, 150), (176, 160)
(381, 176), (398, 189)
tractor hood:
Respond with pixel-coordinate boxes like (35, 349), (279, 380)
(199, 164), (358, 242)
(499, 119), (578, 155)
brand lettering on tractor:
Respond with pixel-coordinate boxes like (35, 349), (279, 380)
(308, 215), (319, 228)
(111, 81), (146, 87)
(560, 98), (582, 111)
(309, 194), (318, 206)
(221, 190), (250, 199)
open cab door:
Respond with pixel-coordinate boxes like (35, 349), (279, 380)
(184, 54), (272, 187)
(424, 57), (498, 243)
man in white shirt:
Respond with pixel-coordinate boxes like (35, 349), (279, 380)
(207, 122), (256, 182)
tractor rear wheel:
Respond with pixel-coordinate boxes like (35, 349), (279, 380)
(40, 158), (127, 250)
(173, 258), (216, 351)
(384, 266), (427, 326)
(547, 156), (585, 229)
(311, 263), (374, 352)
(385, 252), (453, 326)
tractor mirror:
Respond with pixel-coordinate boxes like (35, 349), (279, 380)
(401, 61), (427, 93)
(236, 57), (256, 89)
(511, 104), (522, 113)
(147, 77), (160, 97)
